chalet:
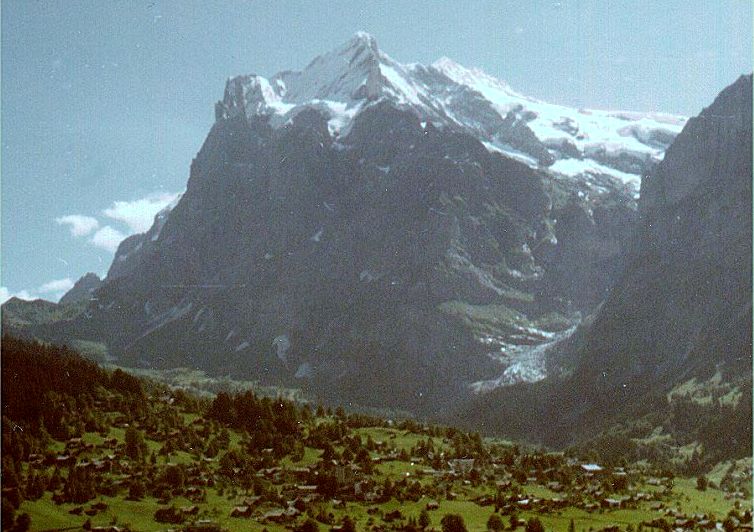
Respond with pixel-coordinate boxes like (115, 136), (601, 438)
(426, 500), (440, 510)
(261, 508), (293, 523)
(230, 506), (252, 518)
(92, 459), (111, 473)
(674, 518), (696, 529)
(601, 498), (621, 509)
(580, 464), (604, 475)
(550, 497), (569, 509)
(241, 496), (262, 507)
(55, 455), (76, 467)
(476, 495), (494, 506)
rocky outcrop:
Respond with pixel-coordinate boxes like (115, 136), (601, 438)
(59, 273), (102, 305)
(578, 74), (752, 390)
(455, 75), (752, 446)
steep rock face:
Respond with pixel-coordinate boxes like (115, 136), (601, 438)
(73, 104), (566, 412)
(107, 194), (182, 280)
(535, 191), (639, 314)
(6, 34), (678, 415)
(59, 273), (103, 305)
(577, 74), (752, 390)
(456, 75), (752, 445)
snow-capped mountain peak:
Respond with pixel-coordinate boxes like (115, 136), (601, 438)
(432, 56), (516, 96)
(215, 32), (687, 192)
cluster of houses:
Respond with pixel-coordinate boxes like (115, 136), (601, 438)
(28, 436), (120, 471)
(21, 406), (753, 532)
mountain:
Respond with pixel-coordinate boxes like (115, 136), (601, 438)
(1, 296), (87, 331)
(59, 273), (103, 305)
(3, 34), (688, 416)
(215, 32), (685, 193)
(575, 74), (752, 391)
(458, 75), (752, 457)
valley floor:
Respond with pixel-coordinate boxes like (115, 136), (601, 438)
(15, 417), (752, 532)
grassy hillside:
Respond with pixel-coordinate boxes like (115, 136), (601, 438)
(2, 336), (751, 532)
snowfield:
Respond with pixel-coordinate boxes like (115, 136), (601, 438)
(218, 32), (686, 192)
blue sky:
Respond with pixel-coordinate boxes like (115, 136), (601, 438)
(2, 0), (751, 302)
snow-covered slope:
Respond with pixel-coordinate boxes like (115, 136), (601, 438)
(215, 32), (686, 193)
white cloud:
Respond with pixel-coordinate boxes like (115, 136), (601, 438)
(0, 286), (33, 304)
(1, 277), (85, 304)
(102, 192), (181, 233)
(37, 278), (75, 294)
(90, 225), (127, 253)
(55, 214), (100, 237)
(53, 191), (181, 260)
